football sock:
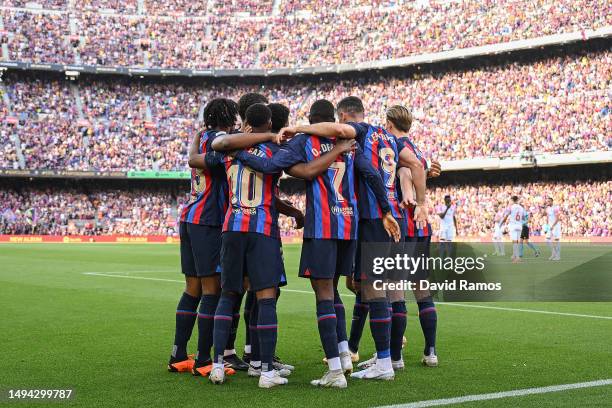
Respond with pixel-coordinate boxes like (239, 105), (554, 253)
(244, 291), (255, 351)
(172, 292), (200, 360)
(369, 301), (391, 360)
(390, 301), (407, 361)
(225, 292), (244, 352)
(333, 290), (348, 345)
(257, 297), (278, 372)
(417, 298), (437, 356)
(348, 292), (368, 353)
(212, 292), (239, 365)
(317, 300), (340, 368)
(527, 242), (538, 254)
(195, 294), (218, 364)
(555, 241), (561, 258)
(249, 298), (260, 365)
(519, 241), (524, 257)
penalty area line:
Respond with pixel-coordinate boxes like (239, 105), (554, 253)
(81, 272), (612, 319)
(374, 379), (612, 408)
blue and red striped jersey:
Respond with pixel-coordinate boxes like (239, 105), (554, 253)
(395, 135), (431, 237)
(235, 133), (392, 240)
(180, 130), (228, 226)
(222, 142), (281, 238)
(350, 122), (403, 219)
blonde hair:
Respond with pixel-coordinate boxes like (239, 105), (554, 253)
(386, 105), (413, 132)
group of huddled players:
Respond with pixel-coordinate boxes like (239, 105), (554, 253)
(166, 92), (441, 388)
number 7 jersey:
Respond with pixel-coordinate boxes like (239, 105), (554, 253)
(222, 142), (281, 238)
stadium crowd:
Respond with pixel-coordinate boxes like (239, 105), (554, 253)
(1, 50), (609, 170)
(0, 188), (179, 235)
(1, 0), (610, 68)
(0, 180), (609, 237)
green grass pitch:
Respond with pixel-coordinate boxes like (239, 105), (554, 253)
(0, 243), (611, 407)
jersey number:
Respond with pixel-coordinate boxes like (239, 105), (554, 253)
(380, 147), (397, 188)
(329, 162), (346, 203)
(227, 165), (264, 207)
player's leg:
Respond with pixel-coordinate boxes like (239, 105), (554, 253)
(210, 232), (246, 384)
(347, 242), (367, 360)
(248, 234), (288, 388)
(192, 275), (220, 376)
(333, 239), (358, 373)
(300, 239), (347, 388)
(168, 222), (201, 373)
(242, 290), (255, 362)
(223, 291), (249, 371)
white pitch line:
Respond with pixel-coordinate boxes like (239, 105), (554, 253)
(82, 272), (612, 320)
(438, 302), (612, 320)
(375, 379), (612, 408)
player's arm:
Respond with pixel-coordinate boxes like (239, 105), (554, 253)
(427, 159), (442, 178)
(275, 197), (304, 229)
(211, 132), (277, 152)
(187, 132), (207, 169)
(354, 147), (401, 242)
(234, 144), (301, 174)
(278, 122), (356, 142)
(286, 139), (356, 180)
(398, 146), (429, 228)
(397, 167), (415, 209)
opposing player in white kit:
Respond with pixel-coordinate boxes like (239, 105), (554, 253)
(502, 196), (525, 263)
(437, 195), (457, 258)
(491, 203), (505, 256)
(545, 197), (562, 260)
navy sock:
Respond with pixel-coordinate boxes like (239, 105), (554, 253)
(257, 298), (278, 372)
(333, 291), (347, 343)
(172, 292), (199, 360)
(316, 300), (339, 360)
(348, 292), (369, 353)
(196, 294), (219, 364)
(249, 300), (260, 363)
(369, 301), (391, 359)
(244, 291), (255, 349)
(212, 292), (238, 364)
(418, 299), (438, 356)
(225, 292), (243, 352)
(391, 301), (407, 361)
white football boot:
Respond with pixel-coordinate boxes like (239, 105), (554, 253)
(258, 370), (289, 388)
(350, 364), (395, 380)
(209, 366), (225, 384)
(340, 351), (353, 374)
(310, 370), (347, 388)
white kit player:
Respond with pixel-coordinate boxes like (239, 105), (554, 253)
(492, 203), (505, 256)
(545, 197), (562, 260)
(502, 196), (525, 263)
(437, 195), (457, 258)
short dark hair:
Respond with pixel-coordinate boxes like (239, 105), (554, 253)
(444, 195), (451, 200)
(511, 195), (519, 202)
(309, 99), (335, 124)
(238, 93), (268, 121)
(268, 103), (290, 132)
(245, 103), (272, 128)
(203, 98), (238, 130)
(336, 96), (364, 115)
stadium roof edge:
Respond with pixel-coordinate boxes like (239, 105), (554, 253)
(0, 27), (610, 78)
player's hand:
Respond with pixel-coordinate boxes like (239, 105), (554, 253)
(400, 197), (417, 210)
(414, 203), (429, 230)
(428, 159), (441, 178)
(293, 210), (304, 229)
(276, 126), (298, 144)
(243, 125), (253, 134)
(382, 212), (401, 242)
(334, 138), (356, 154)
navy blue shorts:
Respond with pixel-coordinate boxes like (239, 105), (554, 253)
(221, 232), (284, 293)
(278, 242), (288, 287)
(299, 239), (357, 279)
(353, 218), (404, 281)
(405, 234), (431, 280)
(179, 222), (221, 277)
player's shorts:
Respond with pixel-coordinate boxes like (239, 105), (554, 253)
(509, 225), (522, 241)
(179, 222), (221, 277)
(353, 218), (404, 281)
(520, 225), (530, 240)
(278, 241), (287, 287)
(404, 234), (431, 280)
(220, 231), (283, 293)
(439, 226), (455, 241)
(299, 238), (357, 279)
(550, 225), (562, 240)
